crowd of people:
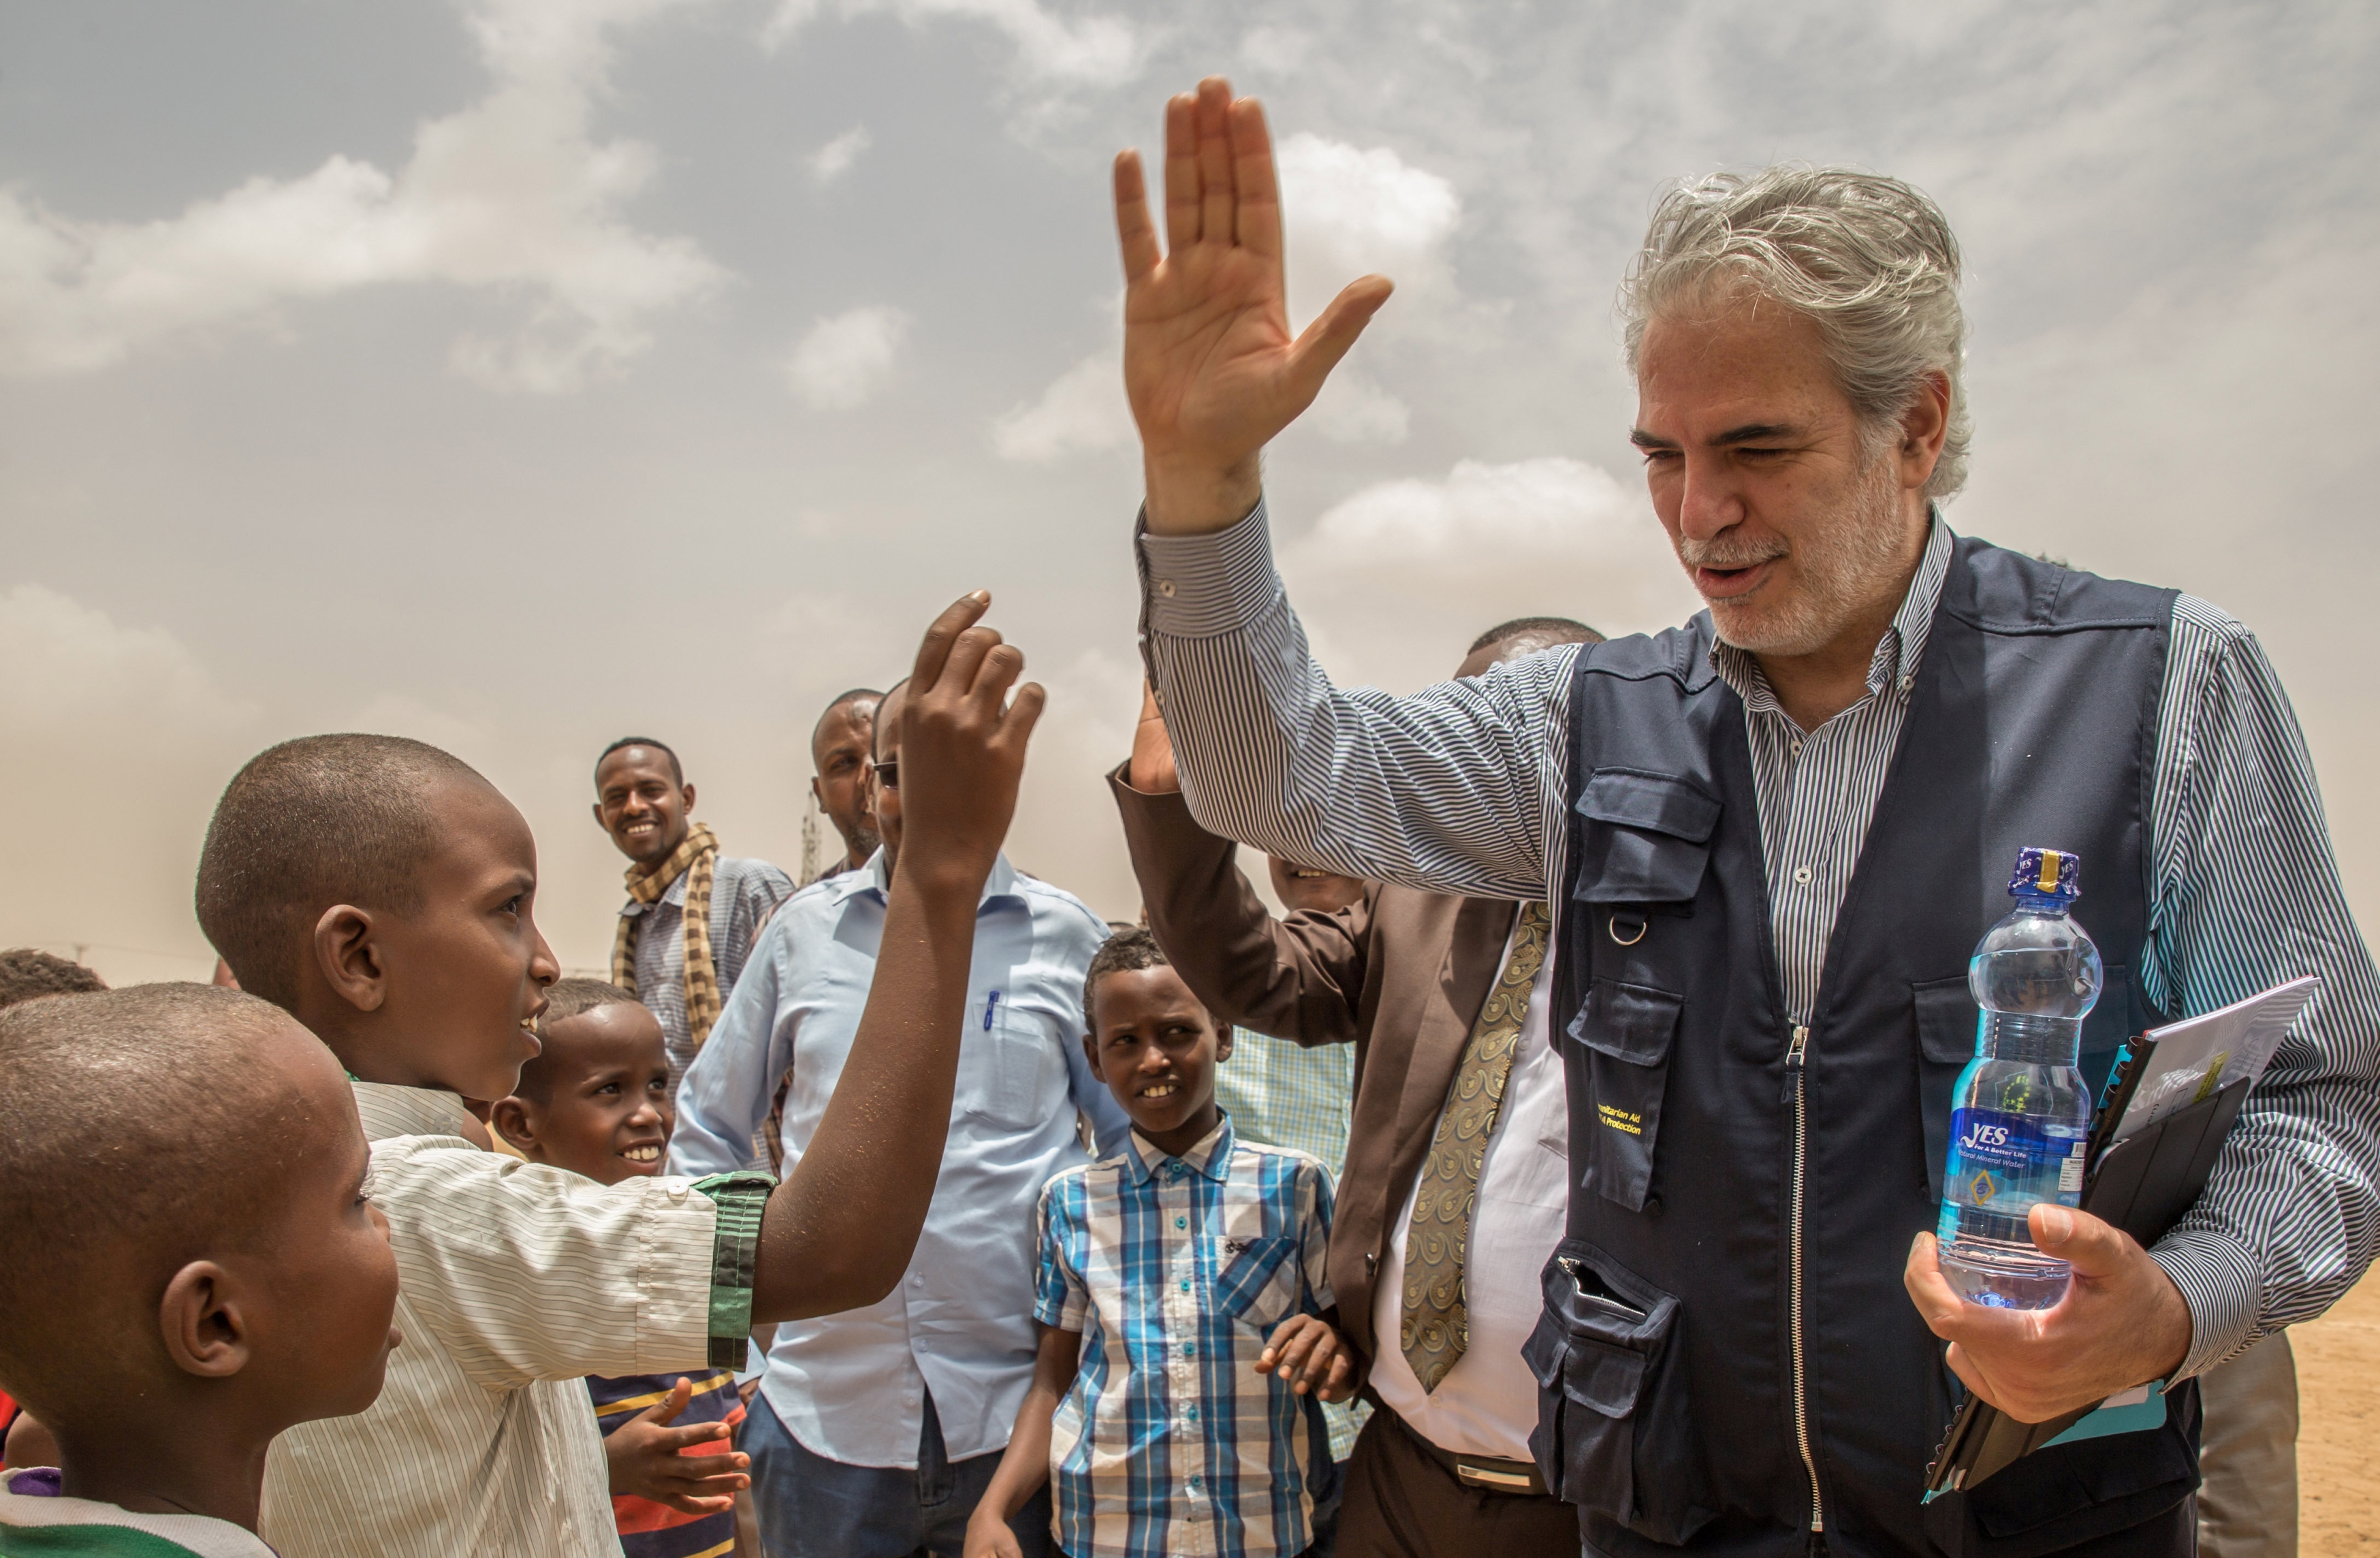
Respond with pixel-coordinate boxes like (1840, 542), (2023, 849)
(4, 73), (2377, 1558)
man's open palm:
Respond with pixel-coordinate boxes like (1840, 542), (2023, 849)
(1115, 76), (1393, 532)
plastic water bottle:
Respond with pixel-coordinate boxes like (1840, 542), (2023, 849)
(1935, 846), (2101, 1309)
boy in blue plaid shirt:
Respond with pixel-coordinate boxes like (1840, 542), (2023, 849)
(965, 929), (1350, 1558)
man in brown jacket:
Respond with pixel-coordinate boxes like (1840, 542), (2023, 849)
(1110, 615), (1598, 1558)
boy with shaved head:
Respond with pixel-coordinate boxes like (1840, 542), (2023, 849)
(192, 593), (1049, 1558)
(0, 984), (401, 1556)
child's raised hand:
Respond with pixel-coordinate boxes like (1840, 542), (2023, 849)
(964, 1506), (1028, 1558)
(1255, 1314), (1356, 1402)
(603, 1378), (752, 1517)
(895, 592), (1047, 895)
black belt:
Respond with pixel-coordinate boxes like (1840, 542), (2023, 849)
(1386, 1405), (1551, 1497)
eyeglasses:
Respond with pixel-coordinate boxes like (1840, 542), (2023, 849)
(869, 757), (898, 790)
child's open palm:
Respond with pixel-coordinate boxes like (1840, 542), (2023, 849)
(603, 1377), (752, 1517)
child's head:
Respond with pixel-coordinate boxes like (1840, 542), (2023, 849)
(0, 985), (400, 1468)
(492, 979), (671, 1186)
(0, 948), (106, 1008)
(195, 733), (557, 1101)
(1081, 929), (1231, 1143)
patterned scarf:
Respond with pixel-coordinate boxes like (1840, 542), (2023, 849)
(612, 821), (723, 1053)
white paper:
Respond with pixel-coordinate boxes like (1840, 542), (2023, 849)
(2112, 976), (2319, 1142)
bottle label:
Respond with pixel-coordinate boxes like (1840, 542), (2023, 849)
(1944, 1107), (2088, 1213)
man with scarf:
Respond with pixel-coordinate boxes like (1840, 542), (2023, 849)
(595, 736), (796, 1097)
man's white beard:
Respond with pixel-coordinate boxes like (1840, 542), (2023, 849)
(1698, 458), (1911, 658)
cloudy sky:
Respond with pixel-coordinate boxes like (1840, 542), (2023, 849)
(5, 0), (2375, 982)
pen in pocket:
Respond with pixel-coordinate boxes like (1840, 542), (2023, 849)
(983, 989), (1000, 1031)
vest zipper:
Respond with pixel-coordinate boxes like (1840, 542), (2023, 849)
(1785, 1022), (1824, 1534)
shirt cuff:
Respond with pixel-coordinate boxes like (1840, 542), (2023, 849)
(1136, 498), (1283, 639)
(2150, 1226), (2261, 1379)
(693, 1171), (775, 1371)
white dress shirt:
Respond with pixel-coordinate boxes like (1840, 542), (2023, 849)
(1369, 927), (1569, 1462)
(670, 850), (1132, 1468)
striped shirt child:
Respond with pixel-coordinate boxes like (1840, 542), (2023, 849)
(588, 1371), (747, 1558)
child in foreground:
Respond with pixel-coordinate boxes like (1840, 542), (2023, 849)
(493, 979), (755, 1558)
(195, 592), (1047, 1558)
(965, 929), (1350, 1558)
(0, 985), (401, 1557)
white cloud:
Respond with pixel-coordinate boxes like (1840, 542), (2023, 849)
(0, 586), (259, 983)
(1275, 132), (1461, 327)
(0, 585), (253, 729)
(1280, 458), (1702, 690)
(991, 351), (1136, 462)
(0, 0), (724, 390)
(786, 304), (912, 409)
(764, 0), (1143, 83)
(808, 125), (874, 183)
(1305, 369), (1411, 445)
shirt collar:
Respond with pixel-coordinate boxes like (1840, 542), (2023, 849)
(351, 1080), (479, 1145)
(834, 846), (1019, 908)
(1122, 1113), (1235, 1186)
(1710, 508), (1955, 730)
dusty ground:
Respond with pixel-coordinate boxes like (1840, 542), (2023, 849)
(2298, 1269), (2379, 1551)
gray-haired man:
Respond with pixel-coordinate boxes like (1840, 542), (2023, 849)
(1108, 77), (2380, 1558)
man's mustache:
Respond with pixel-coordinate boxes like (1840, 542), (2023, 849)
(1677, 535), (1790, 571)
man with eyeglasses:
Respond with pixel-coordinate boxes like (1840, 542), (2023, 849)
(671, 678), (1132, 1558)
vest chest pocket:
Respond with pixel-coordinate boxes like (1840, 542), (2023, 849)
(1572, 770), (1720, 911)
(1566, 979), (1685, 1211)
(1912, 976), (1978, 1203)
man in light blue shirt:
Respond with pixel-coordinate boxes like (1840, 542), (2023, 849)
(671, 678), (1129, 1558)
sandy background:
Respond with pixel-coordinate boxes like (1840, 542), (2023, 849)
(2300, 1271), (2379, 1551)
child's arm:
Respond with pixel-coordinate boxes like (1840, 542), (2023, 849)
(749, 594), (1048, 1323)
(603, 1378), (750, 1516)
(1256, 1314), (1356, 1401)
(964, 1324), (1079, 1558)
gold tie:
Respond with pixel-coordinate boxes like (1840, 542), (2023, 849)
(1400, 901), (1552, 1393)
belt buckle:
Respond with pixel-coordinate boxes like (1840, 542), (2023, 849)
(1454, 1460), (1536, 1493)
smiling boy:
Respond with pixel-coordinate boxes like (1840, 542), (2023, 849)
(494, 979), (756, 1558)
(965, 929), (1349, 1558)
(0, 985), (400, 1557)
(189, 593), (1047, 1558)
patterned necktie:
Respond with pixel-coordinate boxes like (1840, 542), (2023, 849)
(1401, 900), (1552, 1393)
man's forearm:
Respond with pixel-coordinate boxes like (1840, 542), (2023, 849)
(1112, 768), (1365, 1047)
(748, 870), (979, 1321)
(1138, 502), (1564, 902)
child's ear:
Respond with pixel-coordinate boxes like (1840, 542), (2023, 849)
(313, 904), (386, 1014)
(489, 1097), (539, 1156)
(1213, 1023), (1233, 1063)
(159, 1261), (251, 1380)
(1081, 1032), (1105, 1081)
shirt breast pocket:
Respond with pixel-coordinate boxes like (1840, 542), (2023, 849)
(1213, 1235), (1301, 1335)
(961, 997), (1060, 1131)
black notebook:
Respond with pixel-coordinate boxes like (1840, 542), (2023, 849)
(1922, 1076), (2250, 1498)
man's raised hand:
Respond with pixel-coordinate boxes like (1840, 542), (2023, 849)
(1115, 76), (1394, 535)
(894, 592), (1045, 897)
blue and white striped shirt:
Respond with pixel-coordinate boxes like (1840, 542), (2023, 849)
(1137, 498), (2380, 1383)
(1034, 1116), (1336, 1558)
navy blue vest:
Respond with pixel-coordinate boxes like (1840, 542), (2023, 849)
(1525, 539), (2199, 1557)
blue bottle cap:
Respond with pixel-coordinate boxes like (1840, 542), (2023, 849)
(2008, 846), (2080, 902)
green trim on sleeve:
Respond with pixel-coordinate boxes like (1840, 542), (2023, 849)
(691, 1171), (774, 1371)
